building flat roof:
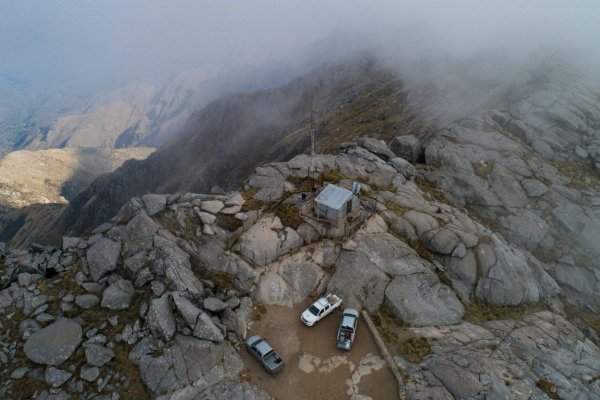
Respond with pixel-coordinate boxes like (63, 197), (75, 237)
(315, 184), (353, 210)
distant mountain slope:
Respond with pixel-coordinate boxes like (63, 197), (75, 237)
(41, 56), (430, 241)
(0, 147), (154, 212)
(19, 70), (208, 151)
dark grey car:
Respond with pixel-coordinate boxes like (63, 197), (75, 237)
(245, 335), (284, 373)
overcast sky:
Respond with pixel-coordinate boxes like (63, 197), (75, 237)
(1, 1), (600, 90)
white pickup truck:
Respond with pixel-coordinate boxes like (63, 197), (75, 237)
(301, 293), (342, 326)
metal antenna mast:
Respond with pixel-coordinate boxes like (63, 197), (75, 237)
(309, 85), (317, 182)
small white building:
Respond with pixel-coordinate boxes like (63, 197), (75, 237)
(314, 184), (360, 224)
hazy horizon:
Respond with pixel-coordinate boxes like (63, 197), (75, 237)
(2, 0), (600, 95)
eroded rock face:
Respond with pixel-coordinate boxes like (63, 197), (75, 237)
(385, 274), (464, 326)
(404, 311), (600, 400)
(420, 81), (600, 310)
(24, 319), (82, 365)
(134, 335), (242, 397)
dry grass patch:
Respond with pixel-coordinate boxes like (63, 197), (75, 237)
(273, 202), (303, 230)
(372, 304), (431, 363)
(320, 169), (345, 183)
(463, 301), (546, 325)
(536, 379), (559, 399)
(215, 214), (243, 231)
(435, 269), (453, 288)
(287, 176), (314, 193)
(206, 271), (236, 292)
(472, 160), (495, 178)
(111, 344), (149, 399)
(241, 188), (265, 212)
(564, 302), (600, 347)
(397, 337), (432, 363)
(10, 377), (45, 399)
(552, 160), (600, 191)
(371, 183), (397, 193)
(251, 302), (267, 321)
(414, 176), (450, 203)
(383, 200), (410, 216)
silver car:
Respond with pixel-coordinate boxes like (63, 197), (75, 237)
(336, 308), (359, 350)
(245, 335), (284, 373)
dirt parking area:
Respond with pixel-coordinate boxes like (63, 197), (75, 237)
(239, 302), (399, 400)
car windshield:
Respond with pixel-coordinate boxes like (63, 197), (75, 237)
(308, 305), (320, 316)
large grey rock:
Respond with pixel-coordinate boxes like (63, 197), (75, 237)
(389, 157), (418, 180)
(196, 210), (217, 225)
(203, 297), (228, 312)
(45, 366), (72, 387)
(357, 136), (395, 161)
(225, 193), (245, 207)
(125, 211), (161, 257)
(389, 135), (424, 163)
(75, 294), (100, 310)
(80, 364), (100, 382)
(328, 248), (390, 311)
(86, 238), (121, 282)
(521, 178), (548, 197)
(147, 293), (176, 341)
(475, 234), (559, 306)
(255, 250), (325, 307)
(172, 293), (224, 342)
(155, 235), (204, 299)
(61, 237), (80, 251)
(24, 319), (82, 365)
(138, 335), (242, 397)
(424, 228), (460, 255)
(201, 200), (225, 214)
(430, 361), (483, 398)
(385, 274), (464, 326)
(101, 279), (135, 310)
(84, 344), (114, 367)
(193, 311), (225, 343)
(238, 216), (303, 266)
(124, 250), (149, 276)
(329, 232), (432, 311)
(142, 194), (168, 216)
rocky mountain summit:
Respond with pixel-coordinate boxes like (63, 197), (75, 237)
(0, 133), (599, 399)
(421, 73), (600, 311)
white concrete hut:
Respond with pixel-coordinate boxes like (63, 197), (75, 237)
(314, 184), (360, 224)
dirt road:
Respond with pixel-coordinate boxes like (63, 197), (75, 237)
(240, 302), (399, 400)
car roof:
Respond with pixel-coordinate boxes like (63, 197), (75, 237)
(255, 340), (273, 356)
(246, 335), (262, 346)
(343, 308), (359, 317)
(341, 315), (356, 328)
(315, 298), (328, 308)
